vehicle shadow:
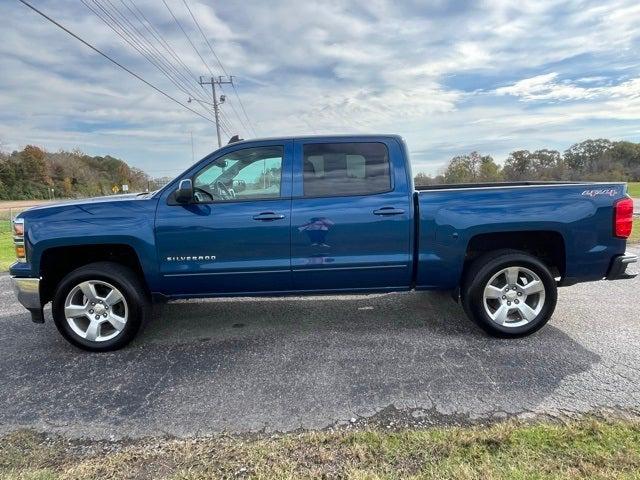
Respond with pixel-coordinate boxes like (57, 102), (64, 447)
(144, 290), (477, 342)
(0, 290), (600, 437)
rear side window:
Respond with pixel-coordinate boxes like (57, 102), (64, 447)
(302, 142), (391, 197)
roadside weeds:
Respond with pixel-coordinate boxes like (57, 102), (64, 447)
(1, 416), (640, 479)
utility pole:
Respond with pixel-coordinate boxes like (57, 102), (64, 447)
(198, 76), (234, 148)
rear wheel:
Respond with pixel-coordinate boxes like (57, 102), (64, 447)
(462, 249), (558, 337)
(52, 262), (149, 351)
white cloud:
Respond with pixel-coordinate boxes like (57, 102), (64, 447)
(1, 0), (640, 176)
(495, 73), (640, 103)
(495, 73), (597, 101)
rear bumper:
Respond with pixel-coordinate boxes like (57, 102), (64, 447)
(11, 277), (44, 323)
(606, 252), (638, 280)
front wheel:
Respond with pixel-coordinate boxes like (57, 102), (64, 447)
(52, 262), (149, 351)
(461, 249), (558, 337)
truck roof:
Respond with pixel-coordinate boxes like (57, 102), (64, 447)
(224, 133), (404, 148)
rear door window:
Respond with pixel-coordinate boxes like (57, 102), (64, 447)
(302, 143), (391, 197)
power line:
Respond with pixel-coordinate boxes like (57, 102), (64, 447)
(180, 0), (250, 134)
(123, 0), (211, 100)
(161, 0), (215, 78)
(120, 0), (236, 140)
(161, 0), (239, 136)
(181, 0), (258, 137)
(17, 0), (216, 124)
(229, 80), (258, 137)
(103, 0), (204, 100)
(82, 0), (212, 110)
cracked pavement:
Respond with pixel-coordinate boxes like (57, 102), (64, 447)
(1, 246), (639, 439)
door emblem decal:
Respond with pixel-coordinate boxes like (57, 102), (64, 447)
(166, 255), (216, 262)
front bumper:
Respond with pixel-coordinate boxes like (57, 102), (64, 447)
(606, 252), (638, 280)
(11, 277), (44, 323)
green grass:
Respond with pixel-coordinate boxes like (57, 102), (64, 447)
(1, 418), (640, 479)
(627, 182), (640, 198)
(0, 223), (14, 272)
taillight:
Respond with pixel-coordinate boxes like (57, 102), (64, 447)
(614, 197), (633, 239)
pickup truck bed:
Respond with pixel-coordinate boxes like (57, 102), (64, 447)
(414, 182), (629, 289)
(9, 135), (637, 351)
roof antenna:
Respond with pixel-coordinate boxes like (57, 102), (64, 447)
(228, 135), (243, 144)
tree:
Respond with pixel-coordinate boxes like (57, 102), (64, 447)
(414, 172), (434, 186)
(609, 141), (640, 180)
(563, 139), (614, 175)
(0, 145), (150, 200)
(62, 177), (73, 196)
(502, 150), (533, 181)
(443, 151), (499, 183)
(478, 156), (502, 182)
(530, 149), (564, 180)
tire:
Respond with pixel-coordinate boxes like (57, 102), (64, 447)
(52, 262), (150, 352)
(461, 249), (558, 338)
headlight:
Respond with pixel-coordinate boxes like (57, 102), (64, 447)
(13, 221), (24, 236)
(13, 218), (26, 263)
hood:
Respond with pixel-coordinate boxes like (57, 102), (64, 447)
(17, 193), (156, 219)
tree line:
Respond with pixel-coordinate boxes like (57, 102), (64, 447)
(414, 139), (640, 186)
(2, 138), (639, 200)
(0, 145), (150, 200)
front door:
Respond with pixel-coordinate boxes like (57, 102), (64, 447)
(155, 141), (293, 296)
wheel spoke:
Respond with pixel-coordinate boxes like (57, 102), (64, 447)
(84, 319), (102, 341)
(522, 280), (544, 296)
(64, 304), (87, 318)
(483, 265), (547, 328)
(79, 282), (98, 302)
(491, 305), (510, 325)
(65, 280), (129, 343)
(104, 288), (123, 307)
(517, 302), (537, 321)
(484, 285), (503, 299)
(505, 267), (519, 286)
(106, 313), (126, 331)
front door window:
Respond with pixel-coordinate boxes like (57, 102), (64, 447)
(193, 146), (284, 203)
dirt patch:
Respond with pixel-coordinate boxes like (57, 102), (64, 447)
(0, 199), (52, 211)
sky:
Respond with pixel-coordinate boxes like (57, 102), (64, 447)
(0, 0), (639, 177)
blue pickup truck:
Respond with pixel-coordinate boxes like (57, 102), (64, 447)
(10, 135), (637, 351)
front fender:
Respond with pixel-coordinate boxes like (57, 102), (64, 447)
(10, 198), (161, 291)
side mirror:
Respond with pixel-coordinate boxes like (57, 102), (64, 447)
(175, 179), (193, 203)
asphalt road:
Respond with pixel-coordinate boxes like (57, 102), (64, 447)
(1, 247), (639, 439)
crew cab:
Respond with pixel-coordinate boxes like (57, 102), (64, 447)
(10, 135), (638, 351)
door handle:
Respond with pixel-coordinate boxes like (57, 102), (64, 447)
(253, 212), (285, 221)
(373, 207), (405, 216)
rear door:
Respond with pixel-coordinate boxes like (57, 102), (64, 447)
(155, 140), (293, 296)
(290, 138), (413, 292)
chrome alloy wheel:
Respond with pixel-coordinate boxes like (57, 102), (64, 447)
(64, 280), (128, 342)
(482, 266), (546, 328)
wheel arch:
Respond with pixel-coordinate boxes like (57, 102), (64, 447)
(463, 230), (566, 282)
(39, 243), (148, 304)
